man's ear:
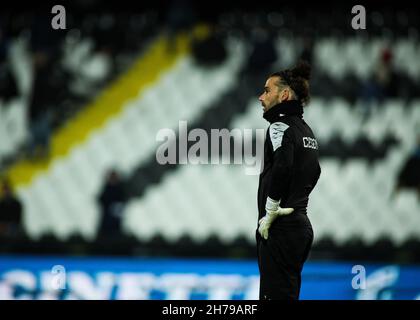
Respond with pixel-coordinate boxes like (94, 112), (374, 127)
(279, 88), (289, 102)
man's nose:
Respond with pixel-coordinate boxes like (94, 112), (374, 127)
(258, 95), (263, 101)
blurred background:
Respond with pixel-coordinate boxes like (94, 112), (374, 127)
(0, 0), (420, 299)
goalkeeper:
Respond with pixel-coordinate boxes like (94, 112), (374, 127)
(256, 61), (321, 300)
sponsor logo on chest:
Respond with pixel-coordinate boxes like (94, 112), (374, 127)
(303, 137), (318, 150)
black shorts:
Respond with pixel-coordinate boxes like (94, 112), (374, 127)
(256, 213), (314, 300)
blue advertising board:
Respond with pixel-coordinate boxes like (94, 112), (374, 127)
(0, 255), (419, 300)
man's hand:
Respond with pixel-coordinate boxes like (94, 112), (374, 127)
(258, 197), (294, 240)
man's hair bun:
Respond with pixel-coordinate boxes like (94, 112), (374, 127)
(290, 60), (311, 81)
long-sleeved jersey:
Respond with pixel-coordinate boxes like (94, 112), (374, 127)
(257, 100), (321, 221)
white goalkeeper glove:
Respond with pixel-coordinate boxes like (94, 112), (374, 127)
(258, 197), (294, 240)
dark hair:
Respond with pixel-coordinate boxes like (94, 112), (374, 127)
(271, 60), (311, 106)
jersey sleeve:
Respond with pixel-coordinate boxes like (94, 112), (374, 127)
(267, 122), (295, 201)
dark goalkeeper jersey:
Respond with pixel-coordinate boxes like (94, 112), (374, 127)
(257, 100), (321, 221)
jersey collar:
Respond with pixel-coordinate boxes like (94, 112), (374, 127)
(263, 100), (303, 123)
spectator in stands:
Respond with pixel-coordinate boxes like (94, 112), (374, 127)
(299, 36), (314, 65)
(396, 134), (420, 196)
(247, 27), (277, 74)
(360, 48), (398, 120)
(191, 26), (227, 67)
(25, 13), (66, 161)
(0, 178), (23, 239)
(27, 51), (54, 160)
(164, 0), (196, 53)
(0, 29), (18, 103)
(97, 169), (127, 239)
